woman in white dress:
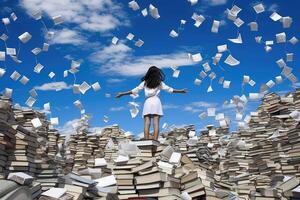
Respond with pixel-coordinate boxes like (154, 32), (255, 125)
(115, 66), (187, 140)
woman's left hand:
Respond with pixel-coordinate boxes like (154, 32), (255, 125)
(115, 92), (123, 98)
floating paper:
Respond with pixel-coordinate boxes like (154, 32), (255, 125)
(275, 76), (283, 84)
(199, 71), (207, 79)
(50, 117), (59, 125)
(270, 12), (282, 21)
(211, 20), (220, 33)
(276, 32), (286, 43)
(149, 4), (160, 19)
(34, 63), (44, 73)
(207, 85), (213, 92)
(253, 3), (265, 14)
(112, 36), (119, 45)
(6, 48), (16, 56)
(141, 8), (148, 17)
(255, 36), (262, 43)
(79, 81), (91, 94)
(128, 1), (140, 11)
(135, 39), (144, 47)
(198, 112), (206, 119)
(281, 16), (292, 28)
(26, 97), (36, 107)
(48, 72), (55, 79)
(248, 22), (258, 31)
(63, 70), (68, 78)
(213, 53), (222, 65)
(10, 71), (21, 81)
(2, 18), (10, 25)
(289, 37), (298, 45)
(230, 5), (242, 17)
(43, 43), (49, 51)
(31, 48), (42, 55)
(0, 34), (8, 41)
(194, 78), (201, 85)
(172, 69), (180, 78)
(224, 54), (240, 66)
(19, 76), (29, 85)
(202, 62), (211, 72)
(73, 100), (83, 109)
(228, 33), (243, 44)
(236, 113), (243, 121)
(217, 44), (227, 52)
(0, 51), (5, 61)
(44, 102), (51, 111)
(276, 59), (286, 68)
(52, 15), (63, 25)
(18, 32), (32, 43)
(187, 0), (198, 6)
(10, 13), (17, 21)
(126, 33), (134, 40)
(207, 108), (216, 117)
(208, 72), (216, 80)
(265, 46), (272, 53)
(32, 11), (42, 20)
(266, 80), (275, 88)
(103, 115), (109, 123)
(191, 13), (205, 27)
(4, 88), (12, 98)
(29, 89), (38, 97)
(218, 77), (224, 84)
(190, 53), (202, 62)
(234, 18), (244, 27)
(0, 68), (5, 77)
(169, 30), (178, 38)
(130, 107), (139, 118)
(223, 80), (231, 89)
(92, 82), (101, 91)
(286, 53), (293, 62)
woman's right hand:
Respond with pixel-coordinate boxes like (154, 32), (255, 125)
(181, 88), (188, 93)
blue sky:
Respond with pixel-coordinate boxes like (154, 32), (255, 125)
(0, 0), (299, 136)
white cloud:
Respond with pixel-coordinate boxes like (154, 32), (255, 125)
(50, 28), (87, 45)
(190, 101), (217, 108)
(204, 0), (227, 6)
(292, 82), (300, 87)
(89, 43), (194, 76)
(183, 106), (202, 113)
(57, 118), (79, 135)
(20, 0), (129, 33)
(110, 106), (126, 111)
(183, 101), (218, 113)
(34, 81), (72, 91)
(107, 78), (126, 83)
(163, 104), (179, 110)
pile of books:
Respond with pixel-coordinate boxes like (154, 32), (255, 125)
(1, 89), (300, 199)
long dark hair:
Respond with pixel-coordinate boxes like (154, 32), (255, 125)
(141, 66), (165, 89)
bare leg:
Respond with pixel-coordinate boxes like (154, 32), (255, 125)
(144, 115), (151, 139)
(153, 115), (160, 140)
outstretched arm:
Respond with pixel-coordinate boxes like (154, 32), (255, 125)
(115, 91), (133, 98)
(116, 81), (145, 98)
(172, 88), (187, 94)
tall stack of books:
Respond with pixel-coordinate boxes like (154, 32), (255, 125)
(7, 125), (37, 176)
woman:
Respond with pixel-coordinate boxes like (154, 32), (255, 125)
(115, 66), (187, 140)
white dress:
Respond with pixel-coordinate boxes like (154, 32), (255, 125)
(131, 81), (174, 117)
